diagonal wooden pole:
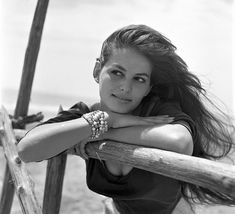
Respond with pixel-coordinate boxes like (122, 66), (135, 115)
(0, 107), (43, 214)
(0, 1), (49, 213)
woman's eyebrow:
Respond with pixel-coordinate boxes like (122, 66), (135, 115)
(112, 63), (150, 78)
(112, 63), (126, 71)
(135, 73), (150, 78)
(112, 63), (149, 77)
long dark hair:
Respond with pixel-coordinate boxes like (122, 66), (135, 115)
(98, 24), (235, 205)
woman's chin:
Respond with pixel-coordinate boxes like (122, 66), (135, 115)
(100, 101), (135, 114)
(108, 106), (133, 114)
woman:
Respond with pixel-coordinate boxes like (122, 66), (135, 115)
(17, 24), (235, 214)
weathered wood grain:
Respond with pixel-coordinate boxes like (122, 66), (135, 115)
(0, 107), (42, 214)
(4, 126), (235, 199)
(84, 141), (235, 198)
(14, 0), (49, 118)
(42, 105), (67, 214)
(0, 0), (49, 213)
(5, 126), (235, 199)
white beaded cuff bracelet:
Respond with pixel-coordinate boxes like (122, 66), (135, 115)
(82, 110), (109, 139)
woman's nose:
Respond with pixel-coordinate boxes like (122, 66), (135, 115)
(119, 80), (132, 93)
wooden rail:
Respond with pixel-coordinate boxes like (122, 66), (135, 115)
(85, 141), (235, 198)
(2, 107), (235, 200)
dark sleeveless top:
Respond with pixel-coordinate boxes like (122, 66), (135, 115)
(38, 99), (197, 214)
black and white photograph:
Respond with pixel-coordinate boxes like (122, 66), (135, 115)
(0, 0), (235, 213)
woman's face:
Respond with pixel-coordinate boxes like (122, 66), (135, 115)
(97, 48), (152, 114)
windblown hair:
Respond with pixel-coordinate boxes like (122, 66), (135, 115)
(98, 24), (235, 206)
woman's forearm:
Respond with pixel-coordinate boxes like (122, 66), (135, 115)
(104, 124), (193, 155)
(17, 117), (91, 162)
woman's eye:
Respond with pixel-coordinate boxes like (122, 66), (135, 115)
(134, 77), (146, 83)
(111, 70), (123, 76)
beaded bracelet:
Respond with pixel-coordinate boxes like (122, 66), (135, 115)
(82, 110), (109, 139)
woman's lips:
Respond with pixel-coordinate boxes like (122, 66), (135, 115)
(112, 94), (132, 102)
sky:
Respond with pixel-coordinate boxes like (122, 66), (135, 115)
(0, 0), (234, 114)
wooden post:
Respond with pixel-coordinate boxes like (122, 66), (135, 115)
(42, 153), (67, 214)
(0, 107), (42, 214)
(43, 105), (68, 214)
(14, 0), (50, 118)
(0, 0), (49, 213)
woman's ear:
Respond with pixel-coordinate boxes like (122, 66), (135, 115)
(93, 59), (102, 83)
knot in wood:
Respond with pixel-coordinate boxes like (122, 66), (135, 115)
(14, 156), (22, 164)
(159, 156), (163, 162)
(99, 142), (106, 150)
(0, 126), (4, 134)
(17, 185), (25, 195)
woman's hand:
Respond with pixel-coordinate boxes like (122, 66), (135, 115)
(90, 103), (174, 129)
(73, 139), (89, 160)
(75, 111), (174, 159)
(106, 111), (174, 129)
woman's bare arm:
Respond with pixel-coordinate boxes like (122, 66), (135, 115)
(102, 124), (194, 155)
(101, 110), (194, 155)
(17, 111), (163, 162)
(17, 109), (191, 163)
(17, 117), (92, 162)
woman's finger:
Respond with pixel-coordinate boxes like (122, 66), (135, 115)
(144, 116), (173, 120)
(143, 117), (174, 123)
(144, 115), (170, 119)
(79, 140), (89, 160)
(124, 117), (174, 126)
(73, 144), (82, 156)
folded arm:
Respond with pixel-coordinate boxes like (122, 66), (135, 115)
(17, 104), (194, 162)
(102, 123), (194, 155)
